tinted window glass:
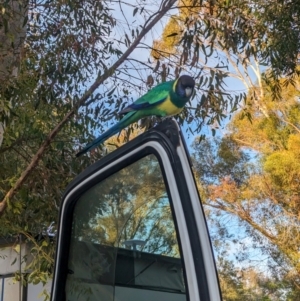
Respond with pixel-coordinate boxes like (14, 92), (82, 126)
(66, 155), (187, 301)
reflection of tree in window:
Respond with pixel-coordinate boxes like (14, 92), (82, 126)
(73, 155), (180, 258)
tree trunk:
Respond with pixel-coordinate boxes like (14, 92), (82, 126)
(0, 0), (28, 147)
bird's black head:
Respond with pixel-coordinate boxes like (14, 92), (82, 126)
(171, 75), (195, 108)
(175, 75), (195, 98)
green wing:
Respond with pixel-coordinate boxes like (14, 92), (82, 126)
(119, 80), (175, 114)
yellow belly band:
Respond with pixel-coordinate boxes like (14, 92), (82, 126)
(157, 97), (182, 116)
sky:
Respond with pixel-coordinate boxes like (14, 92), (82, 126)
(79, 0), (275, 279)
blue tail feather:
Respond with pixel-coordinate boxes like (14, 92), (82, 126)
(76, 111), (137, 157)
(76, 123), (121, 157)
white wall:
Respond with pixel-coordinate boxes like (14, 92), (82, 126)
(0, 244), (27, 274)
(0, 244), (52, 301)
(2, 278), (21, 301)
(27, 281), (52, 301)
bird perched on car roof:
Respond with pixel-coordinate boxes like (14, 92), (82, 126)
(76, 75), (195, 157)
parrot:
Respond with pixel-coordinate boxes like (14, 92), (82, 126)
(76, 75), (195, 157)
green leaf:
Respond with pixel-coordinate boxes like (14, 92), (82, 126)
(23, 15), (28, 27)
(133, 7), (138, 16)
(11, 257), (17, 266)
(166, 32), (178, 38)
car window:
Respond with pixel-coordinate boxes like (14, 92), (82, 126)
(66, 154), (187, 301)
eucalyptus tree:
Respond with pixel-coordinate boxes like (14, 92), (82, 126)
(192, 76), (300, 296)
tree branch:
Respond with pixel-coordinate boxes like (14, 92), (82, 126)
(0, 0), (177, 215)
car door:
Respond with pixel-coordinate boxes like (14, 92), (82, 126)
(50, 119), (222, 301)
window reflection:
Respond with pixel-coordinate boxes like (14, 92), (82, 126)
(66, 155), (187, 301)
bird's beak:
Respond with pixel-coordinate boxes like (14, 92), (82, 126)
(185, 87), (192, 97)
